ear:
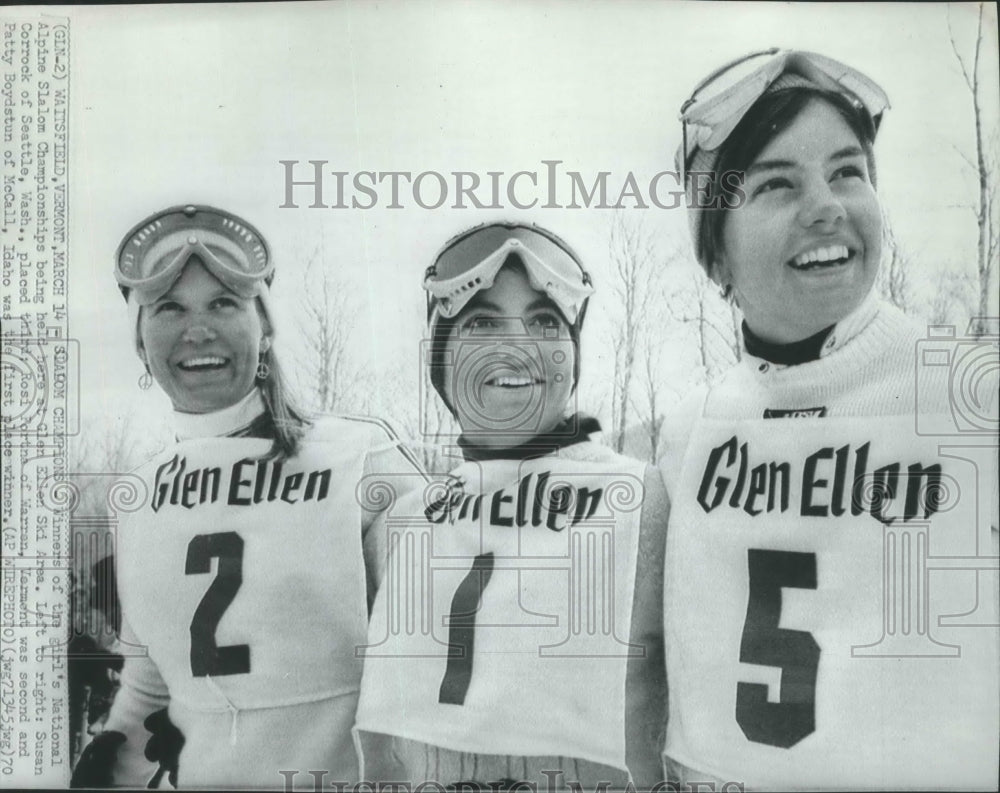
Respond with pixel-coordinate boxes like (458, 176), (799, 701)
(255, 300), (274, 342)
(259, 335), (272, 354)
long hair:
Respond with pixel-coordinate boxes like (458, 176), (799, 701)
(256, 337), (310, 461)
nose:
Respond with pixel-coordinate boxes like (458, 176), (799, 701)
(181, 323), (217, 344)
(797, 176), (846, 229)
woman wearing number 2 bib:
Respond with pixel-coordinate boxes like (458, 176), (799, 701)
(70, 205), (423, 789)
(355, 223), (668, 789)
(659, 50), (999, 789)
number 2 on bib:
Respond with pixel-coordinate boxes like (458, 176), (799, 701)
(736, 548), (819, 748)
(186, 532), (251, 677)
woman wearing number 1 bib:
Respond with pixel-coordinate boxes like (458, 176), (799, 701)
(70, 205), (423, 789)
(659, 50), (999, 789)
(354, 223), (668, 789)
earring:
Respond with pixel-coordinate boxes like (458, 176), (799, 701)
(255, 358), (270, 381)
(138, 368), (153, 390)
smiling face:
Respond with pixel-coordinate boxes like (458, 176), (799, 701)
(138, 257), (269, 414)
(718, 98), (882, 343)
(442, 264), (576, 448)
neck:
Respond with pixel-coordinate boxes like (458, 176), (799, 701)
(458, 414), (601, 462)
(743, 291), (880, 365)
(172, 389), (267, 440)
(743, 322), (835, 365)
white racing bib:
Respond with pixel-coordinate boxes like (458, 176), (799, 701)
(116, 421), (372, 712)
(356, 449), (646, 775)
(663, 415), (999, 789)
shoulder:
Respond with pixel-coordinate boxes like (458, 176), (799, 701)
(561, 439), (642, 467)
(891, 312), (1000, 416)
(304, 413), (406, 447)
(869, 302), (926, 365)
(657, 386), (708, 463)
(852, 299), (926, 366)
(310, 413), (428, 483)
(874, 299), (924, 339)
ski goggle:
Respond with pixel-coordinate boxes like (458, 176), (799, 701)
(678, 48), (890, 181)
(115, 205), (272, 305)
(424, 224), (593, 324)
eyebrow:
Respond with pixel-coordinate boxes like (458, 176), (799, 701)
(156, 287), (234, 305)
(527, 298), (557, 312)
(747, 146), (866, 177)
(463, 297), (557, 314)
(464, 298), (504, 313)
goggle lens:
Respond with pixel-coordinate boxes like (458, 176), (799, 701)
(115, 205), (271, 302)
(425, 224), (593, 324)
(433, 225), (583, 284)
(679, 49), (889, 174)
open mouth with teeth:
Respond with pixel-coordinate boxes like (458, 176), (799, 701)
(788, 244), (855, 271)
(177, 355), (229, 373)
(485, 375), (543, 388)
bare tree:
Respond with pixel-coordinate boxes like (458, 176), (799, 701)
(634, 336), (690, 464)
(638, 333), (665, 463)
(295, 252), (374, 414)
(877, 214), (911, 313)
(928, 269), (976, 326)
(380, 363), (457, 476)
(607, 212), (661, 452)
(669, 266), (741, 384)
(948, 2), (1000, 336)
(69, 410), (169, 512)
(420, 371), (460, 475)
(627, 244), (696, 463)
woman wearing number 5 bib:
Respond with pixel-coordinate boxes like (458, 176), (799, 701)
(69, 205), (424, 789)
(659, 50), (999, 789)
(354, 223), (668, 789)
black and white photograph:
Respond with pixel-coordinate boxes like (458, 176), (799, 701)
(1, 1), (998, 790)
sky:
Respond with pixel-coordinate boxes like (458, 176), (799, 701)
(8, 0), (998, 455)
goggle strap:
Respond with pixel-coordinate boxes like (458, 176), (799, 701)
(683, 47), (781, 111)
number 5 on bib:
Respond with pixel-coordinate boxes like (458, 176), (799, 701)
(736, 548), (819, 748)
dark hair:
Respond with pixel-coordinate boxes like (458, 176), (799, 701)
(699, 87), (878, 281)
(428, 256), (585, 417)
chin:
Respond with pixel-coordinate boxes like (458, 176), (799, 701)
(823, 295), (868, 327)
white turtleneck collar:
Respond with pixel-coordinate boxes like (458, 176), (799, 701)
(742, 288), (882, 373)
(819, 288), (881, 358)
(172, 389), (267, 441)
